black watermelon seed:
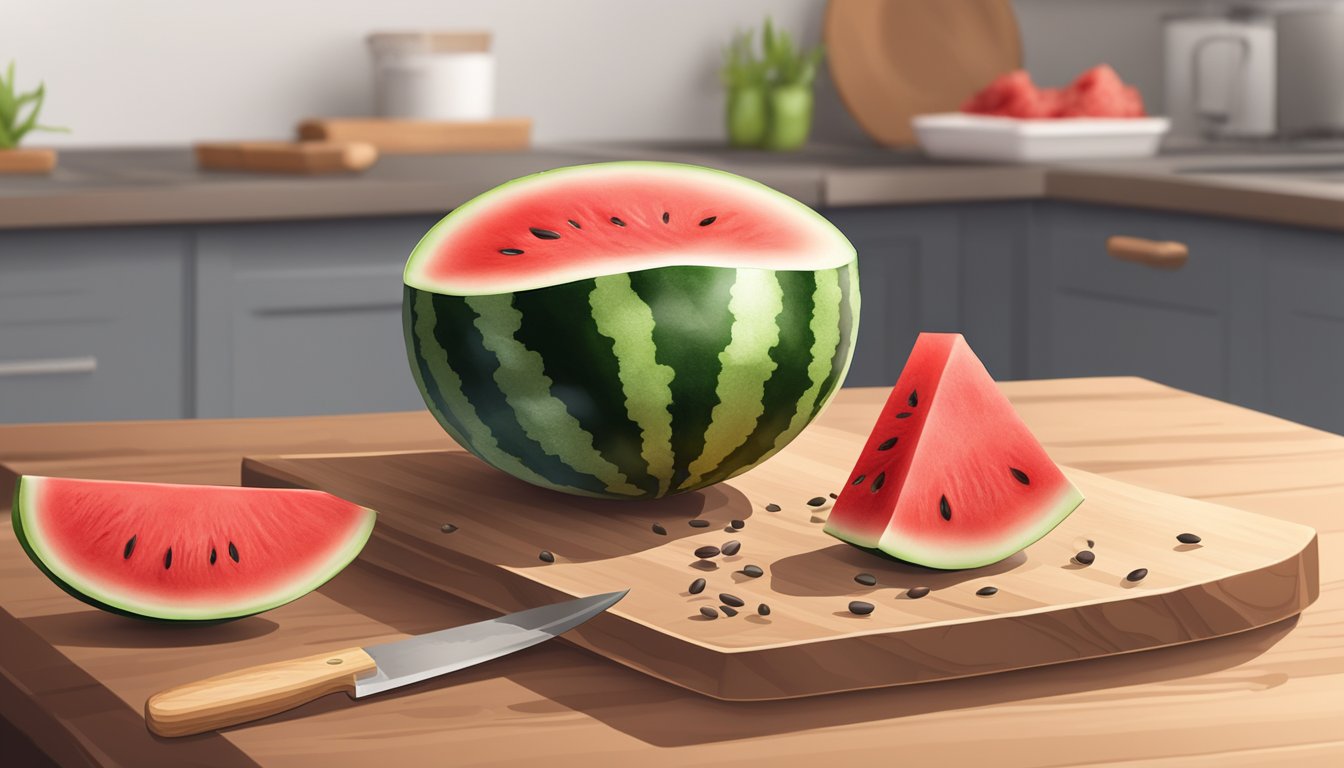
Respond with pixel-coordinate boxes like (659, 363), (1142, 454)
(829, 492), (838, 499)
(721, 540), (741, 556)
(1087, 539), (1096, 548)
(123, 535), (136, 559)
(539, 550), (555, 563)
(440, 523), (458, 534)
(689, 519), (711, 528)
(1074, 550), (1095, 565)
(757, 603), (771, 616)
(742, 564), (764, 577)
(1010, 467), (1030, 485)
(730, 519), (745, 530)
(228, 542), (239, 563)
(699, 606), (718, 619)
(877, 437), (898, 451)
(719, 605), (738, 617)
(567, 219), (582, 229)
(906, 586), (931, 599)
(529, 227), (561, 240)
(807, 496), (827, 507)
(209, 547), (217, 565)
(870, 473), (886, 492)
(848, 600), (875, 615)
(689, 577), (706, 594)
(1177, 533), (1202, 544)
(699, 216), (717, 227)
(610, 216), (626, 227)
(940, 495), (952, 521)
(854, 573), (877, 586)
(652, 523), (667, 535)
(661, 211), (670, 224)
(694, 545), (721, 559)
(1126, 568), (1148, 582)
(851, 474), (866, 485)
(499, 248), (524, 255)
(163, 548), (173, 570)
(908, 390), (918, 407)
(976, 586), (998, 596)
(895, 412), (912, 419)
(765, 503), (781, 512)
(719, 593), (745, 607)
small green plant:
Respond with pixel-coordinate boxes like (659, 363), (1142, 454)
(0, 62), (67, 149)
(760, 18), (824, 90)
(720, 19), (825, 151)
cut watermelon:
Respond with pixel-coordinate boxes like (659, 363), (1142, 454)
(404, 161), (859, 499)
(824, 334), (1083, 569)
(12, 476), (377, 621)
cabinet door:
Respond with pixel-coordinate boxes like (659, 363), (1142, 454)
(1264, 227), (1344, 434)
(0, 228), (188, 423)
(1029, 203), (1261, 402)
(195, 216), (439, 418)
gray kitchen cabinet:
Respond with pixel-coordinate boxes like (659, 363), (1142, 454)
(825, 203), (1030, 387)
(0, 227), (189, 423)
(1028, 202), (1264, 404)
(194, 216), (439, 418)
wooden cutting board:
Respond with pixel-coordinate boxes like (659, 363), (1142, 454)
(296, 117), (531, 153)
(194, 141), (378, 174)
(241, 423), (1318, 701)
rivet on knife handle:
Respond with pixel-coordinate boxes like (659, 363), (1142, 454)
(145, 647), (376, 737)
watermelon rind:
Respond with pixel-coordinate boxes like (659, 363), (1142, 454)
(11, 476), (378, 622)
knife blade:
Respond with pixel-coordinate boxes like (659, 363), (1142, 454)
(145, 590), (627, 737)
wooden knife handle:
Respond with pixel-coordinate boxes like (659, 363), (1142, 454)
(145, 647), (376, 737)
(1106, 236), (1189, 270)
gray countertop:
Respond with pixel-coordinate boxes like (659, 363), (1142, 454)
(4, 142), (1344, 233)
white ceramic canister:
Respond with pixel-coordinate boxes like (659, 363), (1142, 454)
(368, 31), (495, 120)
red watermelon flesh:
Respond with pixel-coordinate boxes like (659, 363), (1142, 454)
(12, 476), (376, 621)
(824, 334), (1083, 569)
(962, 65), (1145, 119)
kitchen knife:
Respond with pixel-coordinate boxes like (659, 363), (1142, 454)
(145, 590), (627, 737)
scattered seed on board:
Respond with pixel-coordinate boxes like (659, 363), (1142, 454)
(807, 496), (827, 507)
(765, 503), (781, 512)
(854, 572), (877, 586)
(906, 586), (931, 599)
(689, 519), (710, 528)
(720, 593), (745, 607)
(651, 523), (667, 535)
(719, 605), (739, 617)
(829, 492), (838, 499)
(1074, 550), (1095, 566)
(742, 564), (764, 578)
(1177, 533), (1202, 544)
(1126, 568), (1149, 582)
(976, 586), (998, 596)
(1087, 539), (1096, 548)
(440, 523), (458, 534)
(730, 519), (745, 530)
(689, 577), (706, 594)
(699, 606), (718, 619)
(721, 540), (742, 556)
(694, 545), (721, 559)
(757, 603), (771, 616)
(539, 550), (555, 563)
(848, 600), (875, 616)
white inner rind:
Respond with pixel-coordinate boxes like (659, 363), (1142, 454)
(403, 162), (857, 296)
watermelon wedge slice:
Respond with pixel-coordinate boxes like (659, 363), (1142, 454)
(824, 334), (1084, 569)
(12, 476), (377, 621)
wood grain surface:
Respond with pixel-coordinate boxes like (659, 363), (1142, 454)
(240, 443), (1317, 700)
(296, 118), (531, 154)
(1, 379), (1342, 766)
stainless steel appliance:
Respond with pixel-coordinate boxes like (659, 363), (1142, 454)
(1277, 5), (1344, 136)
(1164, 11), (1277, 141)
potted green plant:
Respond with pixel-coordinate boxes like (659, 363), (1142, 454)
(0, 62), (66, 174)
(720, 30), (769, 148)
(760, 18), (824, 151)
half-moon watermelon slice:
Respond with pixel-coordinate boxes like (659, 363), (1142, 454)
(12, 476), (377, 621)
(824, 333), (1084, 569)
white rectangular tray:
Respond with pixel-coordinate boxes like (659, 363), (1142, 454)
(912, 113), (1170, 163)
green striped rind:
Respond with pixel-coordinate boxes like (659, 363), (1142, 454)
(404, 262), (859, 499)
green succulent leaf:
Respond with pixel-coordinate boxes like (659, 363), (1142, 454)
(0, 62), (65, 148)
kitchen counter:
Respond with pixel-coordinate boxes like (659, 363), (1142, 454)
(1, 378), (1340, 767)
(7, 143), (1344, 233)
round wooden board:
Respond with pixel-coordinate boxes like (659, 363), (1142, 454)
(825, 0), (1023, 146)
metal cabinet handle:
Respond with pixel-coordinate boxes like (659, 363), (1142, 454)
(1106, 236), (1189, 270)
(0, 356), (98, 378)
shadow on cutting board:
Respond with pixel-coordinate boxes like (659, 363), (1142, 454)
(22, 611), (279, 649)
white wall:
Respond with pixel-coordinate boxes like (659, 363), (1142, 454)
(0, 0), (1284, 148)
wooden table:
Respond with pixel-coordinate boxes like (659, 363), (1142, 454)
(1, 378), (1341, 767)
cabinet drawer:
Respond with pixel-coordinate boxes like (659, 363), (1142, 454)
(0, 228), (188, 423)
(1264, 228), (1344, 433)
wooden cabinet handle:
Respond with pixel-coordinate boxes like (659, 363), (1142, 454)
(1106, 236), (1189, 270)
